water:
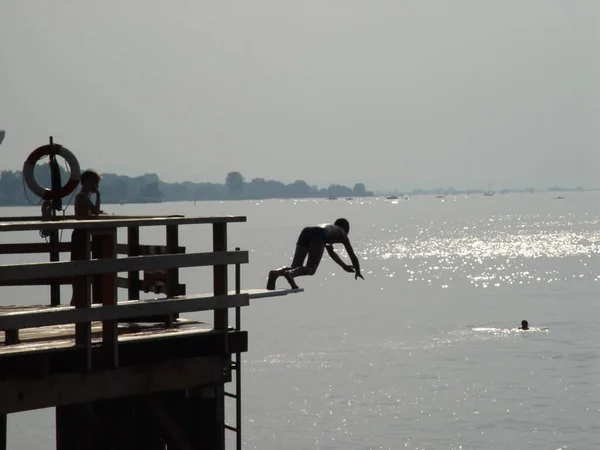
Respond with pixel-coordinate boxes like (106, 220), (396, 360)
(3, 192), (600, 449)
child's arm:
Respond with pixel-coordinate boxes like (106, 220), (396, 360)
(325, 244), (355, 272)
(342, 238), (364, 280)
(88, 191), (104, 215)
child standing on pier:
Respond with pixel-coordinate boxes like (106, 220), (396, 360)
(266, 218), (364, 290)
(70, 170), (105, 306)
(74, 169), (104, 219)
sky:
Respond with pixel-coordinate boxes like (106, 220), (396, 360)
(0, 1), (599, 191)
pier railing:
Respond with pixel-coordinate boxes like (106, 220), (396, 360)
(0, 214), (248, 370)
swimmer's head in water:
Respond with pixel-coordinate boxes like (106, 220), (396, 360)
(334, 218), (350, 234)
(521, 320), (529, 330)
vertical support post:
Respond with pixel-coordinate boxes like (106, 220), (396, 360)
(4, 330), (19, 345)
(234, 247), (242, 450)
(0, 413), (6, 450)
(127, 226), (141, 300)
(92, 228), (118, 368)
(49, 230), (60, 306)
(48, 135), (62, 306)
(213, 223), (228, 332)
(74, 228), (92, 371)
(212, 222), (228, 450)
(165, 224), (180, 327)
(134, 397), (165, 450)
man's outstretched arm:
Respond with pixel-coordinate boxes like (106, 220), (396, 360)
(343, 239), (364, 280)
(326, 244), (354, 272)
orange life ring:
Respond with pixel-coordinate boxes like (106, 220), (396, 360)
(22, 144), (81, 200)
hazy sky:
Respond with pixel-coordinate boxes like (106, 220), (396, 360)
(1, 1), (598, 191)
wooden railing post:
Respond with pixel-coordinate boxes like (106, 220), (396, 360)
(49, 230), (60, 306)
(92, 228), (118, 368)
(74, 228), (92, 371)
(165, 224), (180, 327)
(0, 413), (6, 450)
(127, 226), (141, 301)
(212, 223), (228, 449)
(212, 223), (228, 332)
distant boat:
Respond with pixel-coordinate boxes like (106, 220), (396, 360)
(327, 196), (337, 200)
(484, 192), (494, 196)
(386, 196), (399, 200)
(345, 197), (353, 200)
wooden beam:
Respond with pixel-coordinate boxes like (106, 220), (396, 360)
(0, 330), (248, 374)
(116, 276), (185, 295)
(0, 242), (71, 255)
(0, 277), (73, 286)
(0, 250), (248, 282)
(127, 226), (141, 301)
(0, 293), (250, 331)
(0, 356), (228, 414)
(165, 224), (180, 326)
(146, 396), (193, 450)
(0, 215), (247, 233)
(243, 287), (305, 299)
(115, 243), (186, 255)
(213, 223), (228, 333)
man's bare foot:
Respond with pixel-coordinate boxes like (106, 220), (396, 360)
(282, 271), (299, 289)
(266, 270), (279, 290)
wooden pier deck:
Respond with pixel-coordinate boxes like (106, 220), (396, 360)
(0, 214), (303, 449)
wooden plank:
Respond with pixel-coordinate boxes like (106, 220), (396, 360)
(0, 293), (250, 331)
(0, 242), (71, 254)
(241, 288), (305, 299)
(0, 215), (247, 233)
(0, 356), (228, 414)
(0, 320), (214, 357)
(116, 276), (185, 295)
(0, 250), (248, 282)
(116, 243), (186, 255)
(0, 277), (73, 286)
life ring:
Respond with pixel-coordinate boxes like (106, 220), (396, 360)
(22, 144), (81, 200)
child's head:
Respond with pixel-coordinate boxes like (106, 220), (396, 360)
(334, 218), (350, 234)
(80, 169), (101, 191)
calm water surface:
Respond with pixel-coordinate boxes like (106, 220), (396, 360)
(3, 192), (600, 449)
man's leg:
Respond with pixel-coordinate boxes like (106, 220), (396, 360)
(267, 245), (308, 290)
(282, 241), (325, 288)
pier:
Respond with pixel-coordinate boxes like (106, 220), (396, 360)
(0, 214), (302, 449)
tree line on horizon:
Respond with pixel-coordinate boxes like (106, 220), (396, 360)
(0, 165), (589, 207)
(0, 166), (373, 206)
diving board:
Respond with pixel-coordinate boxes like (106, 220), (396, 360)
(230, 288), (304, 300)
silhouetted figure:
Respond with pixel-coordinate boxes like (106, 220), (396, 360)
(266, 218), (364, 290)
(70, 170), (105, 306)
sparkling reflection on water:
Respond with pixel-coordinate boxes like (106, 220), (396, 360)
(3, 193), (600, 449)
